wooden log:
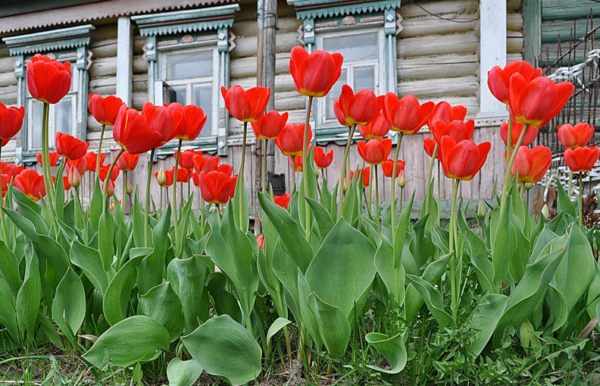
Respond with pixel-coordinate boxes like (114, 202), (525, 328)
(400, 0), (478, 19)
(89, 77), (117, 95)
(507, 36), (524, 54)
(133, 56), (147, 75)
(132, 73), (147, 93)
(274, 91), (305, 111)
(89, 56), (117, 78)
(507, 12), (524, 32)
(90, 38), (118, 59)
(233, 73), (297, 93)
(132, 92), (148, 111)
(542, 18), (600, 44)
(507, 53), (524, 62)
(507, 0), (521, 12)
(399, 16), (478, 38)
(231, 31), (298, 58)
(233, 16), (300, 37)
(0, 71), (17, 88)
(231, 52), (291, 79)
(542, 0), (600, 21)
(398, 76), (479, 98)
(398, 32), (478, 58)
(398, 54), (478, 81)
(0, 57), (15, 73)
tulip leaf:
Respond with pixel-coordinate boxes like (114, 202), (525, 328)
(491, 203), (517, 291)
(83, 315), (170, 368)
(205, 272), (243, 324)
(467, 293), (509, 356)
(0, 278), (19, 342)
(16, 252), (41, 342)
(138, 205), (171, 296)
(139, 282), (184, 342)
(309, 291), (351, 357)
(366, 332), (407, 374)
(586, 264), (600, 319)
(71, 239), (108, 294)
(52, 268), (86, 341)
(132, 192), (147, 247)
(167, 358), (203, 386)
(266, 317), (291, 348)
(182, 315), (262, 385)
(394, 194), (414, 269)
(556, 179), (576, 218)
(233, 169), (249, 233)
(405, 274), (453, 327)
(89, 180), (104, 232)
(103, 253), (145, 326)
(462, 221), (494, 293)
(508, 212), (530, 283)
(12, 189), (48, 235)
(306, 197), (334, 239)
(98, 211), (115, 274)
(375, 239), (404, 306)
(0, 241), (22, 297)
(547, 283), (568, 332)
(410, 214), (436, 270)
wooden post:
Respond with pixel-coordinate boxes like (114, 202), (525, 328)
(264, 0), (278, 175)
(116, 16), (133, 106)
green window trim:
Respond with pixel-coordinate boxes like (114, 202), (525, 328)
(288, 0), (401, 144)
(133, 4), (239, 157)
(2, 24), (94, 165)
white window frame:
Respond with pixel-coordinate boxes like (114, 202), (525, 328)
(316, 27), (386, 129)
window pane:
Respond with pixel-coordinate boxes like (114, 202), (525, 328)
(323, 33), (378, 62)
(166, 51), (213, 80)
(55, 98), (72, 135)
(354, 66), (375, 91)
(30, 100), (43, 149)
(325, 69), (347, 120)
(192, 84), (213, 136)
(166, 85), (187, 105)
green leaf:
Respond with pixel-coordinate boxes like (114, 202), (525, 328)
(468, 294), (509, 356)
(98, 211), (115, 274)
(52, 268), (86, 341)
(410, 214), (436, 270)
(16, 252), (41, 342)
(375, 239), (404, 306)
(309, 292), (350, 357)
(84, 315), (170, 368)
(103, 253), (145, 326)
(394, 194), (414, 269)
(306, 197), (334, 240)
(266, 318), (291, 348)
(71, 240), (109, 294)
(138, 206), (172, 295)
(556, 179), (576, 218)
(491, 203), (517, 291)
(519, 319), (541, 349)
(167, 358), (203, 386)
(205, 272), (243, 324)
(89, 179), (104, 232)
(0, 241), (22, 297)
(168, 255), (211, 332)
(233, 169), (249, 233)
(132, 192), (147, 247)
(547, 283), (568, 332)
(139, 282), (184, 342)
(0, 279), (19, 342)
(405, 274), (453, 327)
(366, 332), (407, 374)
(463, 223), (494, 293)
(182, 315), (262, 385)
(12, 189), (48, 235)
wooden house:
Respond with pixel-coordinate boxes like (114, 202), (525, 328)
(0, 0), (547, 211)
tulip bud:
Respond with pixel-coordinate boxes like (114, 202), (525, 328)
(524, 182), (534, 190)
(103, 180), (115, 197)
(157, 166), (166, 186)
(126, 179), (133, 195)
(477, 201), (486, 219)
(67, 165), (81, 188)
(397, 170), (406, 188)
(541, 204), (550, 219)
(315, 168), (320, 179)
(342, 177), (348, 192)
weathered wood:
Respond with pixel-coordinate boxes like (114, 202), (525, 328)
(398, 76), (479, 98)
(0, 71), (17, 88)
(233, 16), (299, 37)
(132, 91), (147, 110)
(399, 16), (478, 38)
(507, 12), (524, 32)
(522, 0), (542, 63)
(0, 57), (15, 73)
(542, 0), (600, 21)
(90, 38), (118, 59)
(231, 52), (291, 79)
(507, 36), (524, 53)
(89, 77), (117, 95)
(89, 56), (117, 78)
(542, 18), (600, 44)
(274, 91), (305, 111)
(398, 33), (479, 58)
(231, 31), (297, 58)
(400, 0), (478, 19)
(133, 55), (147, 75)
(507, 0), (521, 12)
(398, 54), (478, 81)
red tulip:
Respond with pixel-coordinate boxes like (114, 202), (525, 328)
(431, 119), (475, 143)
(218, 163), (234, 176)
(26, 54), (71, 104)
(1, 162), (23, 178)
(172, 104), (208, 141)
(423, 137), (439, 159)
(257, 235), (264, 250)
(557, 122), (594, 149)
(155, 168), (174, 188)
(275, 123), (312, 156)
(221, 85), (270, 123)
(349, 167), (370, 187)
(143, 102), (182, 148)
(193, 154), (220, 174)
(67, 157), (87, 176)
(510, 146), (552, 184)
(564, 146), (600, 172)
(439, 136), (491, 181)
(89, 94), (124, 126)
(174, 167), (190, 183)
(116, 151), (139, 172)
(383, 94), (434, 135)
(198, 170), (237, 205)
(357, 138), (392, 165)
(67, 165), (81, 188)
(358, 112), (390, 140)
(113, 105), (162, 154)
(488, 61), (543, 104)
(427, 101), (468, 129)
(314, 146), (333, 169)
(85, 151), (105, 172)
(382, 159), (406, 178)
(99, 164), (120, 182)
(176, 149), (201, 170)
(1, 174), (10, 197)
(0, 138), (9, 148)
(508, 73), (574, 128)
(103, 179), (115, 197)
(0, 102), (24, 140)
(289, 46), (343, 98)
(500, 120), (539, 149)
(274, 193), (291, 209)
(290, 155), (303, 172)
(251, 111), (289, 140)
(61, 176), (72, 191)
(36, 151), (59, 167)
(14, 169), (45, 201)
(334, 85), (381, 127)
(55, 132), (89, 160)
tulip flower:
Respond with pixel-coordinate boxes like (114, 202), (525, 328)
(251, 111), (289, 140)
(218, 163), (234, 176)
(257, 235), (264, 250)
(427, 101), (467, 129)
(290, 155), (303, 172)
(557, 122), (594, 149)
(397, 169), (406, 188)
(113, 105), (162, 154)
(424, 138), (438, 160)
(334, 85), (381, 127)
(103, 179), (115, 197)
(14, 169), (46, 201)
(382, 159), (406, 178)
(172, 104), (208, 141)
(116, 151), (139, 172)
(274, 193), (291, 209)
(197, 170), (237, 204)
(143, 102), (182, 148)
(289, 46), (343, 98)
(221, 85), (270, 123)
(85, 151), (105, 172)
(314, 146), (333, 169)
(193, 154), (220, 174)
(0, 173), (10, 197)
(99, 163), (120, 182)
(1, 162), (23, 178)
(61, 176), (72, 191)
(510, 146), (552, 184)
(67, 165), (81, 188)
(500, 120), (538, 149)
(358, 113), (390, 140)
(36, 151), (59, 167)
(67, 157), (87, 176)
(0, 102), (24, 141)
(26, 54), (71, 104)
(176, 149), (200, 170)
(174, 167), (190, 183)
(439, 136), (492, 181)
(508, 73), (574, 128)
(275, 123), (312, 156)
(383, 94), (434, 135)
(350, 167), (370, 187)
(155, 168), (174, 188)
(431, 119), (475, 143)
(89, 94), (124, 126)
(55, 132), (89, 161)
(357, 138), (393, 165)
(564, 146), (600, 173)
(488, 61), (543, 104)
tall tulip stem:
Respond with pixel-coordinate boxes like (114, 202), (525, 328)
(103, 148), (123, 210)
(262, 139), (268, 192)
(97, 124), (106, 175)
(425, 144), (439, 213)
(291, 157), (296, 191)
(500, 124), (529, 209)
(145, 148), (156, 246)
(339, 124), (356, 212)
(390, 133), (404, 232)
(368, 166), (373, 218)
(41, 102), (55, 209)
(0, 145), (5, 242)
(303, 96), (313, 240)
(449, 178), (460, 324)
(123, 171), (128, 211)
(173, 140), (182, 252)
(375, 165), (380, 224)
(568, 171), (573, 197)
(239, 122), (248, 229)
(579, 172), (584, 228)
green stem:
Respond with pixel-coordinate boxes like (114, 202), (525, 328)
(500, 124), (529, 210)
(159, 187), (163, 216)
(145, 148), (156, 247)
(579, 172), (584, 228)
(173, 140), (182, 253)
(375, 165), (380, 224)
(506, 119), (513, 156)
(96, 124), (105, 175)
(568, 171), (573, 197)
(424, 144), (439, 214)
(123, 171), (128, 211)
(103, 148), (124, 211)
(262, 138), (268, 192)
(74, 186), (86, 235)
(368, 163), (373, 218)
(291, 157), (296, 191)
(41, 102), (54, 207)
(240, 122), (248, 229)
(339, 124), (356, 213)
(390, 133), (403, 232)
(0, 145), (5, 242)
(303, 97), (313, 241)
(449, 179), (460, 324)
